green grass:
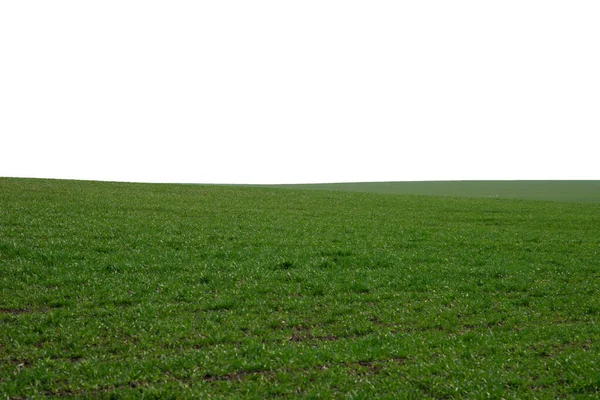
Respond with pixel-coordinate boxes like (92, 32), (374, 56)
(1, 177), (600, 398)
(269, 180), (600, 203)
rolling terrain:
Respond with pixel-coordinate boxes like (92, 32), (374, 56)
(269, 180), (600, 203)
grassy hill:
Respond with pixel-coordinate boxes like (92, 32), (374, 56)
(269, 180), (600, 203)
(1, 177), (599, 398)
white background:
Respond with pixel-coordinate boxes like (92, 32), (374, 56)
(1, 1), (598, 184)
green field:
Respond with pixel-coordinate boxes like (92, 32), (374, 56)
(269, 180), (600, 203)
(1, 177), (600, 398)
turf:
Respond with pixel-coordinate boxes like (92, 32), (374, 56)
(1, 177), (600, 398)
(268, 180), (600, 203)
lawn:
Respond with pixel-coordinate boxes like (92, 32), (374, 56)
(1, 177), (599, 398)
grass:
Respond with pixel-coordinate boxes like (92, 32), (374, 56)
(1, 177), (600, 398)
(268, 180), (600, 203)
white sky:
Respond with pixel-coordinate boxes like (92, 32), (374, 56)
(1, 1), (599, 184)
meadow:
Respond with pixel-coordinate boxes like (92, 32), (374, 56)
(1, 177), (599, 398)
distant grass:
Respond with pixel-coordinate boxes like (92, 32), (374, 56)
(1, 177), (600, 398)
(269, 180), (600, 203)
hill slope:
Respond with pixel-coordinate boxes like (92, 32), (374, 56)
(269, 180), (600, 203)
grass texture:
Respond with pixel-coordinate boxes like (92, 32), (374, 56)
(269, 180), (600, 203)
(1, 177), (600, 398)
